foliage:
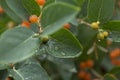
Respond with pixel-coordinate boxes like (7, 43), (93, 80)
(0, 0), (120, 80)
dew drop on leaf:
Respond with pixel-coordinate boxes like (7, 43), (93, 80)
(61, 52), (65, 55)
(98, 40), (101, 42)
(55, 46), (58, 51)
(35, 50), (38, 53)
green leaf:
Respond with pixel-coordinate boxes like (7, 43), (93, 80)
(56, 0), (85, 7)
(56, 0), (78, 6)
(112, 8), (120, 20)
(79, 0), (88, 18)
(101, 56), (114, 71)
(76, 24), (97, 61)
(0, 27), (7, 35)
(0, 14), (14, 35)
(0, 27), (39, 65)
(1, 0), (40, 23)
(0, 64), (10, 70)
(103, 21), (120, 31)
(87, 0), (115, 23)
(9, 59), (49, 80)
(109, 66), (120, 74)
(47, 28), (83, 58)
(58, 68), (72, 80)
(108, 31), (120, 43)
(44, 0), (55, 7)
(30, 23), (39, 33)
(104, 74), (116, 80)
(77, 24), (97, 49)
(5, 0), (29, 21)
(1, 0), (22, 22)
(47, 55), (76, 72)
(75, 0), (85, 6)
(41, 2), (80, 36)
(0, 70), (9, 80)
(69, 17), (79, 26)
(22, 0), (40, 16)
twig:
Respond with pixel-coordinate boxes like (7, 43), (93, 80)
(37, 12), (43, 33)
(94, 42), (99, 60)
(77, 19), (91, 26)
(13, 67), (24, 80)
(91, 69), (103, 79)
(97, 45), (108, 53)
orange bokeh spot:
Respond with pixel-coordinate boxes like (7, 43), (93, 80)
(0, 6), (4, 14)
(64, 23), (70, 29)
(29, 15), (38, 23)
(36, 0), (46, 6)
(21, 21), (30, 28)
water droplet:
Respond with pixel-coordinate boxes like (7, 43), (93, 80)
(32, 33), (39, 38)
(25, 78), (29, 80)
(42, 54), (47, 58)
(28, 62), (32, 65)
(55, 47), (58, 50)
(98, 40), (101, 42)
(61, 52), (65, 55)
(35, 50), (38, 53)
(70, 68), (77, 73)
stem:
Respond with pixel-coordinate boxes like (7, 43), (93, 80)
(37, 12), (43, 33)
(91, 69), (103, 79)
(87, 46), (94, 55)
(94, 42), (99, 60)
(77, 19), (91, 27)
(97, 45), (108, 53)
(13, 67), (24, 80)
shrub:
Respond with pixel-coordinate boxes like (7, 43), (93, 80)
(0, 0), (120, 80)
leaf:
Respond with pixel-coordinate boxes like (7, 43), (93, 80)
(101, 56), (114, 71)
(1, 0), (40, 23)
(0, 27), (39, 66)
(0, 70), (9, 80)
(44, 0), (55, 7)
(103, 21), (120, 31)
(110, 67), (120, 80)
(1, 0), (22, 22)
(79, 0), (88, 18)
(112, 8), (120, 20)
(0, 64), (10, 70)
(69, 17), (79, 26)
(0, 27), (7, 35)
(104, 74), (116, 80)
(58, 68), (73, 80)
(77, 24), (97, 49)
(5, 0), (29, 21)
(30, 23), (39, 33)
(41, 2), (80, 35)
(87, 0), (115, 23)
(47, 28), (83, 58)
(22, 0), (40, 16)
(109, 66), (120, 74)
(0, 14), (13, 35)
(108, 31), (120, 43)
(9, 59), (49, 80)
(74, 0), (85, 6)
(56, 0), (78, 6)
(47, 55), (76, 72)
